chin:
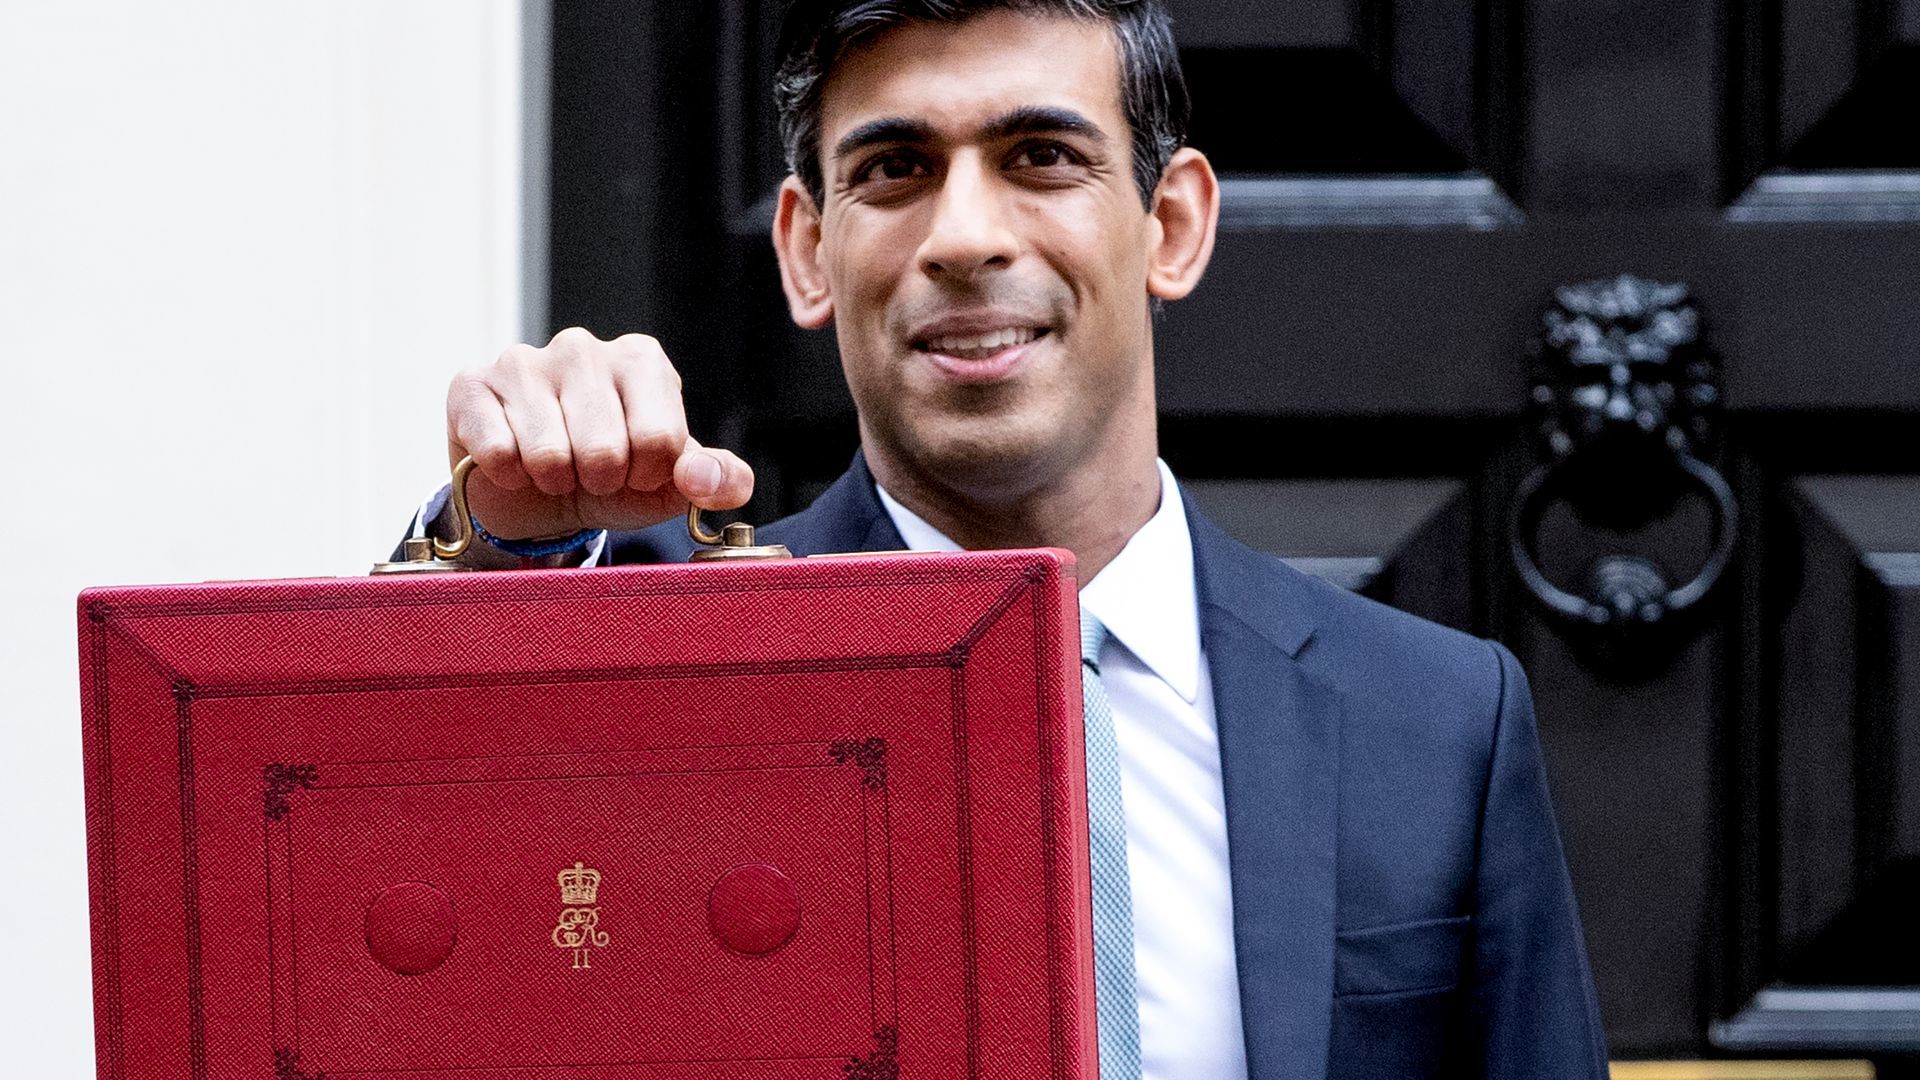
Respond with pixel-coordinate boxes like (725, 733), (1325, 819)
(894, 411), (1075, 503)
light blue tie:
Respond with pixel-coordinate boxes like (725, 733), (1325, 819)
(1081, 612), (1141, 1080)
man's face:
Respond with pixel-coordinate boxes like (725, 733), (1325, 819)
(808, 11), (1157, 497)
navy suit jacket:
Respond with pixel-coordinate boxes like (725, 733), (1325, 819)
(602, 455), (1609, 1078)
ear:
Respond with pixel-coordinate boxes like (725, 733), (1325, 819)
(1145, 147), (1219, 302)
(773, 175), (834, 329)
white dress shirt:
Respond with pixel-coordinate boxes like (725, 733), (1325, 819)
(877, 460), (1250, 1080)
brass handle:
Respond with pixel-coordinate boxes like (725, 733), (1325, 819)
(687, 505), (792, 561)
(370, 457), (481, 573)
(370, 455), (573, 573)
(375, 455), (789, 574)
(687, 503), (724, 547)
(435, 455), (479, 561)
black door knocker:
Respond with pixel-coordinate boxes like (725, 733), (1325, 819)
(1509, 275), (1738, 642)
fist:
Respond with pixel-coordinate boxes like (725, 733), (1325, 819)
(445, 327), (753, 541)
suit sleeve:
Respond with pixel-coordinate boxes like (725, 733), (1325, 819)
(1467, 640), (1609, 1078)
(386, 483), (453, 562)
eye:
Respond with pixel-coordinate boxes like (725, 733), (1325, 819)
(1009, 141), (1082, 170)
(852, 150), (931, 185)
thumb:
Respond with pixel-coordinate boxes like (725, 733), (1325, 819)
(673, 439), (756, 511)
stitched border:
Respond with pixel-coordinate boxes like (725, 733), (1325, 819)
(91, 558), (1069, 1077)
(264, 747), (898, 1070)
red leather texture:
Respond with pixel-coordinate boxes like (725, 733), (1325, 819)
(707, 863), (803, 956)
(78, 550), (1093, 1080)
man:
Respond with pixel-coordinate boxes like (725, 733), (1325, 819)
(415, 1), (1608, 1076)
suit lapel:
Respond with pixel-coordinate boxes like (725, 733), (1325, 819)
(758, 451), (907, 555)
(1188, 500), (1339, 1080)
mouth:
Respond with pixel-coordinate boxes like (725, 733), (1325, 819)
(911, 325), (1053, 384)
(914, 325), (1048, 359)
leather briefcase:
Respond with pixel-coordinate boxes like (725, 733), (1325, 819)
(79, 529), (1093, 1079)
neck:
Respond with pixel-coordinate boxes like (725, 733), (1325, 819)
(863, 421), (1162, 586)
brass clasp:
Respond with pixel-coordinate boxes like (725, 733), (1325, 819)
(369, 457), (483, 574)
(687, 505), (792, 561)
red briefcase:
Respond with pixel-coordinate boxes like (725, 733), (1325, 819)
(78, 545), (1092, 1079)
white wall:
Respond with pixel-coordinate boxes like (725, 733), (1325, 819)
(0, 2), (526, 1071)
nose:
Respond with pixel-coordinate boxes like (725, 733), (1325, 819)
(916, 151), (1017, 279)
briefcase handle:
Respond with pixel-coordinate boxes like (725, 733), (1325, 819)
(371, 457), (484, 574)
(686, 506), (792, 561)
(372, 456), (791, 574)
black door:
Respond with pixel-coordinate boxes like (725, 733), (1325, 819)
(546, 0), (1920, 1062)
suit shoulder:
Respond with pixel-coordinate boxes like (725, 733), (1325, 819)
(1256, 556), (1509, 742)
(1301, 566), (1500, 685)
(1189, 503), (1505, 714)
(1272, 567), (1519, 836)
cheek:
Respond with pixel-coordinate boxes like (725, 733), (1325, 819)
(1029, 197), (1149, 298)
(1048, 219), (1150, 350)
(827, 209), (926, 312)
(1058, 230), (1153, 401)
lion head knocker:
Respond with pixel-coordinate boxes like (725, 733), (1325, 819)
(1533, 274), (1720, 467)
(1510, 275), (1738, 645)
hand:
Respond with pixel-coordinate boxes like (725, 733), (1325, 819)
(443, 327), (754, 542)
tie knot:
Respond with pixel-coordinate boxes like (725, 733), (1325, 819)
(1080, 609), (1109, 669)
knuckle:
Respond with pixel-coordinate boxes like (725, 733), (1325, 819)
(492, 344), (538, 373)
(448, 367), (491, 403)
(448, 415), (498, 451)
(614, 332), (660, 355)
(465, 434), (511, 459)
(521, 442), (572, 474)
(550, 326), (598, 350)
(575, 442), (626, 471)
(628, 427), (684, 459)
(469, 441), (518, 472)
(612, 335), (676, 379)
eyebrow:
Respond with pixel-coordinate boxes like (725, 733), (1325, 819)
(981, 105), (1110, 145)
(832, 117), (937, 163)
(830, 105), (1112, 164)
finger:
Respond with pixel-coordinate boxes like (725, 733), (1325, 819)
(447, 372), (530, 491)
(557, 366), (630, 497)
(612, 351), (690, 492)
(576, 484), (702, 531)
(675, 439), (755, 510)
(497, 364), (575, 497)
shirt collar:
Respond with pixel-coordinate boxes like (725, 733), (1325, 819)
(874, 483), (964, 554)
(873, 459), (1203, 704)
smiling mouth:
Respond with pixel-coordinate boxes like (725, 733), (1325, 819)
(913, 326), (1050, 360)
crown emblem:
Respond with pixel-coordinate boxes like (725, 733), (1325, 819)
(553, 862), (609, 969)
(557, 862), (601, 905)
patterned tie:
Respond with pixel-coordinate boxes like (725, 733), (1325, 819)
(1081, 611), (1141, 1080)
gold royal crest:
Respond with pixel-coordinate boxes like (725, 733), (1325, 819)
(552, 861), (609, 969)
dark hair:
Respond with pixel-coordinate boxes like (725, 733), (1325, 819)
(774, 0), (1189, 212)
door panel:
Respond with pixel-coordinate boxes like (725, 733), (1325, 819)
(1719, 477), (1920, 1052)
